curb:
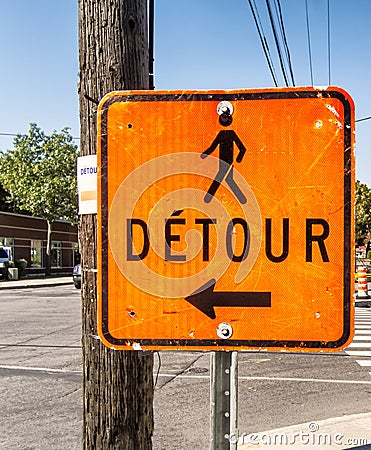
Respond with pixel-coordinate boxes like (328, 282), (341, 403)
(0, 279), (73, 290)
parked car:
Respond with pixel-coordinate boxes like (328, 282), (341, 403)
(0, 247), (10, 279)
(73, 264), (81, 289)
(0, 247), (10, 266)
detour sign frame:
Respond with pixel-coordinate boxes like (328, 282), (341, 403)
(97, 87), (354, 352)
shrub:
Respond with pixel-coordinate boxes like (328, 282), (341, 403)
(15, 259), (28, 278)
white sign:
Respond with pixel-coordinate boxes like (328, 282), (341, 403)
(77, 155), (97, 215)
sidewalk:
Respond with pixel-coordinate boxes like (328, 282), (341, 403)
(0, 275), (72, 289)
(237, 411), (371, 449)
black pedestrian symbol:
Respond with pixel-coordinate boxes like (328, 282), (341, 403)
(201, 107), (247, 204)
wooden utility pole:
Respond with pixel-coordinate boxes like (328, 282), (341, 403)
(78, 1), (154, 448)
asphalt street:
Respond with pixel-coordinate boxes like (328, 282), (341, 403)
(0, 284), (371, 449)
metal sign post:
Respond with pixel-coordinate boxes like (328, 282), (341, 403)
(211, 351), (238, 450)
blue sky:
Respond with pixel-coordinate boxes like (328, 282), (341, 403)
(0, 0), (370, 186)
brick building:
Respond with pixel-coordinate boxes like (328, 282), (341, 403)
(0, 211), (79, 276)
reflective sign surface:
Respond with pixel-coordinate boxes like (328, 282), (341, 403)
(97, 87), (354, 351)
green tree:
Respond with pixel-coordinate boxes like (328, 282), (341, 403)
(355, 180), (371, 246)
(0, 182), (30, 214)
(0, 183), (12, 211)
(0, 123), (78, 275)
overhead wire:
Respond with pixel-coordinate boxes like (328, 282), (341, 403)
(274, 0), (295, 86)
(327, 0), (331, 85)
(306, 0), (331, 86)
(248, 0), (294, 87)
(247, 1), (370, 122)
(248, 0), (279, 87)
(265, 0), (289, 86)
(305, 0), (314, 85)
(356, 116), (371, 123)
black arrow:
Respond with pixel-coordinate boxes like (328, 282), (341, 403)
(185, 279), (271, 319)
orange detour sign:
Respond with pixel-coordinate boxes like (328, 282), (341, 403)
(97, 87), (354, 351)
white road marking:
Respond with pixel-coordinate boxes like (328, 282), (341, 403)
(156, 373), (371, 385)
(348, 342), (371, 348)
(0, 364), (80, 374)
(345, 350), (371, 357)
(2, 365), (371, 385)
(345, 309), (371, 376)
(356, 360), (371, 366)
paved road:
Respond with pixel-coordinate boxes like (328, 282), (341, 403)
(0, 285), (81, 450)
(0, 285), (371, 449)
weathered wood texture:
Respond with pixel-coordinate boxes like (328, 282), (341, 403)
(78, 1), (154, 448)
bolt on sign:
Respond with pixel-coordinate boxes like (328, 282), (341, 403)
(97, 87), (354, 351)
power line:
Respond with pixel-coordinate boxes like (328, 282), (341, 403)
(265, 0), (289, 86)
(275, 0), (295, 86)
(248, 0), (279, 86)
(248, 0), (294, 87)
(305, 0), (314, 85)
(327, 0), (331, 85)
(356, 116), (371, 123)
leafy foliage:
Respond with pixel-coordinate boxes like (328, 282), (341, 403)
(355, 180), (371, 246)
(0, 123), (78, 222)
(0, 182), (30, 214)
(0, 183), (12, 211)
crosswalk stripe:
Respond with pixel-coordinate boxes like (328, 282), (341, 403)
(356, 360), (371, 366)
(346, 350), (371, 357)
(346, 309), (371, 375)
(348, 342), (371, 348)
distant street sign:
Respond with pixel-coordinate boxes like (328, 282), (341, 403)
(97, 87), (354, 351)
(77, 155), (97, 215)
